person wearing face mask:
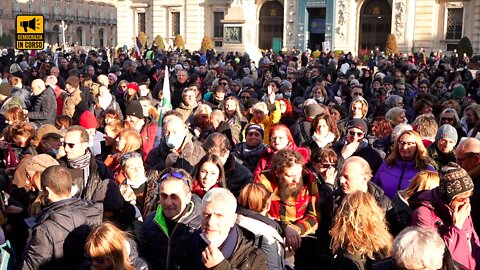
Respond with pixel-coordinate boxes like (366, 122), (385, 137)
(145, 115), (206, 173)
(21, 165), (102, 270)
(125, 100), (158, 158)
(31, 124), (64, 159)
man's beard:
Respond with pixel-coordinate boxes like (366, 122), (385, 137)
(279, 179), (304, 201)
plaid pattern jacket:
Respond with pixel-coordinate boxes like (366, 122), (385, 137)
(255, 168), (320, 236)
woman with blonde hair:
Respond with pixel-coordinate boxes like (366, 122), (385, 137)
(330, 191), (393, 269)
(392, 171), (440, 228)
(104, 129), (143, 185)
(412, 113), (438, 148)
(85, 222), (147, 270)
(237, 183), (285, 270)
(373, 130), (435, 199)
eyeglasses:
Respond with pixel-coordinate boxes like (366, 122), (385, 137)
(321, 163), (337, 168)
(161, 171), (191, 188)
(241, 96), (250, 100)
(457, 153), (479, 163)
(398, 141), (416, 147)
(348, 130), (364, 137)
(441, 117), (454, 122)
(63, 141), (83, 148)
(353, 92), (363, 96)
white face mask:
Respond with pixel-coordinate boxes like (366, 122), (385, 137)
(165, 135), (184, 149)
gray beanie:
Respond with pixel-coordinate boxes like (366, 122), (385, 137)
(435, 124), (458, 144)
(280, 80), (292, 91)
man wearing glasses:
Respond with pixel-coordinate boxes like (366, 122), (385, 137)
(58, 125), (119, 209)
(456, 138), (480, 233)
(411, 163), (479, 270)
(141, 168), (202, 270)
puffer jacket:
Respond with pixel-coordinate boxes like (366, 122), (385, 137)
(22, 198), (102, 270)
(410, 188), (480, 270)
(28, 87), (57, 125)
(141, 195), (202, 270)
(372, 159), (435, 199)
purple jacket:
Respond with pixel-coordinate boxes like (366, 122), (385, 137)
(372, 159), (435, 199)
(410, 189), (480, 270)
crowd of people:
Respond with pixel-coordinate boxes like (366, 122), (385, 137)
(0, 45), (479, 270)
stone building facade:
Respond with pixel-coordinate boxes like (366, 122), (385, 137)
(0, 0), (117, 48)
(117, 0), (480, 59)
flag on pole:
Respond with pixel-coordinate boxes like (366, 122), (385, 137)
(154, 68), (172, 146)
(135, 37), (143, 59)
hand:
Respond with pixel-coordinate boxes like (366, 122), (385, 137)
(284, 225), (302, 250)
(324, 167), (337, 185)
(23, 109), (29, 115)
(201, 244), (225, 268)
(453, 202), (471, 229)
(341, 142), (359, 159)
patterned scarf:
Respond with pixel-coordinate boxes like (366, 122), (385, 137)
(66, 151), (91, 187)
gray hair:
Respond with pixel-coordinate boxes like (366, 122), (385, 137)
(202, 188), (237, 215)
(119, 152), (142, 169)
(392, 123), (413, 142)
(393, 226), (445, 269)
(385, 95), (403, 108)
(385, 107), (406, 123)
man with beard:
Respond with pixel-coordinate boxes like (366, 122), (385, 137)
(255, 149), (319, 270)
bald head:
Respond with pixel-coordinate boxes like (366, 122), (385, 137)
(456, 138), (480, 172)
(31, 79), (46, 96)
(210, 110), (225, 129)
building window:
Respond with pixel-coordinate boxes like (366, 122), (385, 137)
(138, 12), (146, 33)
(213, 12), (224, 38)
(171, 12), (180, 37)
(446, 8), (463, 40)
(78, 4), (83, 17)
(54, 1), (59, 7)
(41, 0), (46, 6)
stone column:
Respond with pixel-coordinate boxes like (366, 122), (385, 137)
(474, 0), (480, 54)
(285, 0), (298, 49)
(332, 0), (349, 51)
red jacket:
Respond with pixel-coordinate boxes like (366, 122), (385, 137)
(140, 118), (158, 160)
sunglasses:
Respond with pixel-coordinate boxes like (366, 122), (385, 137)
(161, 171), (191, 188)
(353, 92), (363, 96)
(63, 141), (82, 148)
(320, 163), (337, 168)
(241, 96), (250, 99)
(441, 117), (454, 122)
(219, 82), (228, 86)
(348, 130), (364, 137)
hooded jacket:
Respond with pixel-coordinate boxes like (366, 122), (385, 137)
(410, 188), (480, 270)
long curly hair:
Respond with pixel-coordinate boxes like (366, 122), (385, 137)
(330, 191), (393, 260)
(385, 130), (431, 169)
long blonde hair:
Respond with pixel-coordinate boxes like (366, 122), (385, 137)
(330, 191), (393, 260)
(117, 129), (142, 156)
(401, 170), (440, 200)
(386, 130), (431, 169)
(85, 222), (134, 270)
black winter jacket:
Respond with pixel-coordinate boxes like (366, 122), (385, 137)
(28, 87), (57, 125)
(22, 198), (102, 270)
(141, 195), (202, 270)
